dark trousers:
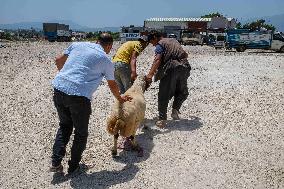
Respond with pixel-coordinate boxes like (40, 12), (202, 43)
(158, 65), (190, 120)
(52, 89), (91, 168)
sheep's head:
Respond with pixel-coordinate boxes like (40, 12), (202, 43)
(133, 75), (147, 93)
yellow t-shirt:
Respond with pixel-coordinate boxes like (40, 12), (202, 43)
(112, 41), (144, 63)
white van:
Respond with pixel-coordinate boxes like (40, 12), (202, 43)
(215, 35), (226, 49)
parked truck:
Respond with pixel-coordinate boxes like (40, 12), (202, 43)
(181, 31), (203, 46)
(164, 26), (182, 42)
(226, 29), (284, 52)
(43, 23), (71, 42)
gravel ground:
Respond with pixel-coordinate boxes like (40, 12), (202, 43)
(0, 41), (283, 189)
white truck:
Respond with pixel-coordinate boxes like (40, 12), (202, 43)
(226, 29), (284, 52)
(181, 32), (203, 46)
(214, 34), (226, 49)
(120, 25), (144, 42)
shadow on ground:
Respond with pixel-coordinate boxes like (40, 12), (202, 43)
(51, 116), (202, 188)
(112, 116), (203, 164)
(51, 163), (138, 189)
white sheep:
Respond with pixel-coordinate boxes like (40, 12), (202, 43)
(107, 75), (146, 157)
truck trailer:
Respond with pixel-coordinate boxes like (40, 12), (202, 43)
(226, 29), (284, 52)
(120, 25), (144, 42)
(43, 23), (71, 42)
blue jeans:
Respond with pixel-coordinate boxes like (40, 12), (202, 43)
(114, 62), (132, 94)
(52, 89), (91, 169)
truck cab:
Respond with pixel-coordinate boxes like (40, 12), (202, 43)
(271, 33), (284, 52)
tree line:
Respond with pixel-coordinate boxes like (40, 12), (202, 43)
(85, 31), (120, 41)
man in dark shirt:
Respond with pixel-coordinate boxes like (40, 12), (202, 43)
(146, 30), (191, 128)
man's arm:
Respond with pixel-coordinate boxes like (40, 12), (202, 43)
(130, 51), (139, 81)
(145, 53), (162, 89)
(146, 53), (163, 80)
(55, 54), (68, 71)
(107, 80), (132, 103)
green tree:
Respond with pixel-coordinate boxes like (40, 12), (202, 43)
(201, 12), (223, 18)
(242, 19), (276, 31)
(86, 32), (94, 38)
(85, 31), (120, 41)
(4, 32), (13, 40)
(111, 32), (120, 41)
(236, 22), (242, 29)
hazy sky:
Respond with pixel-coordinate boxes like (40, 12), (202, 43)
(1, 0), (283, 27)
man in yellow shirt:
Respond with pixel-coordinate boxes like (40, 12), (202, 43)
(113, 35), (148, 94)
(112, 35), (148, 152)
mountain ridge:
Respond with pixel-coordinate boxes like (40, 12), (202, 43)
(0, 20), (120, 32)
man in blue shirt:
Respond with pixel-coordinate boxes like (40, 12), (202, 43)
(50, 33), (131, 174)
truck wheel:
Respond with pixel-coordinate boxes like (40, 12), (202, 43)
(236, 45), (246, 52)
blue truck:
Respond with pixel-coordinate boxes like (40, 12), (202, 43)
(226, 29), (284, 52)
(43, 23), (71, 42)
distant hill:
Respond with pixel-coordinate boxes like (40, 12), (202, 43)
(0, 20), (120, 32)
(0, 22), (43, 31)
(243, 14), (284, 32)
(262, 14), (284, 32)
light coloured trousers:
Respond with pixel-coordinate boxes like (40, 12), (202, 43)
(114, 61), (132, 94)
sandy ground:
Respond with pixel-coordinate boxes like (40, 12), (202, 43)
(0, 41), (283, 189)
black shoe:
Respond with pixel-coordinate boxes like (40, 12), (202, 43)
(49, 164), (63, 173)
(171, 109), (180, 120)
(67, 165), (79, 174)
(67, 163), (89, 175)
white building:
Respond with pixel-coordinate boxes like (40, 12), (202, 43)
(208, 17), (237, 30)
(144, 17), (211, 30)
(144, 17), (237, 31)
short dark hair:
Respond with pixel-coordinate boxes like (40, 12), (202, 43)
(147, 30), (162, 41)
(98, 33), (113, 46)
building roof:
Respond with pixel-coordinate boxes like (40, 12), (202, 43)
(145, 17), (212, 22)
(227, 18), (235, 21)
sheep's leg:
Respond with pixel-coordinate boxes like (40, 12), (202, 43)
(112, 133), (119, 157)
(129, 135), (137, 148)
(129, 135), (144, 157)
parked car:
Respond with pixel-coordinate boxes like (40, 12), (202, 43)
(168, 33), (177, 39)
(215, 35), (226, 49)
